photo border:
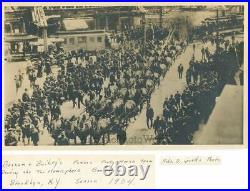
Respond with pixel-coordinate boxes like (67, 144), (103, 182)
(1, 2), (248, 151)
(1, 1), (249, 190)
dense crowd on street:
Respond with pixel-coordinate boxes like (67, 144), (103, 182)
(152, 36), (243, 144)
(5, 16), (243, 146)
(5, 25), (188, 146)
(107, 25), (169, 45)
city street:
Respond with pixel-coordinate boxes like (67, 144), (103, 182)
(3, 6), (244, 146)
(125, 34), (243, 145)
(5, 34), (243, 146)
(5, 40), (217, 146)
(125, 41), (216, 145)
(2, 5), (247, 191)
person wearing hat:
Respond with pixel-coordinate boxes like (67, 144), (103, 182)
(116, 126), (127, 145)
(163, 97), (169, 109)
(18, 69), (24, 86)
(153, 115), (161, 136)
(177, 63), (184, 79)
(163, 105), (170, 122)
(22, 89), (30, 102)
(43, 110), (50, 131)
(14, 75), (21, 93)
(146, 104), (154, 129)
(57, 132), (69, 145)
(175, 91), (181, 109)
(52, 103), (61, 120)
(159, 115), (167, 134)
(30, 126), (39, 146)
(186, 68), (192, 85)
(193, 43), (196, 52)
(31, 112), (40, 132)
(77, 90), (84, 109)
(45, 61), (52, 75)
(5, 129), (18, 146)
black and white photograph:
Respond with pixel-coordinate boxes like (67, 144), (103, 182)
(3, 4), (246, 147)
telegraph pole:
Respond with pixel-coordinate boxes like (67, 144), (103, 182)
(143, 13), (146, 44)
(216, 9), (219, 53)
(159, 7), (163, 27)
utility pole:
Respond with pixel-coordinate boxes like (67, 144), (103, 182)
(43, 27), (48, 52)
(143, 13), (146, 44)
(105, 15), (109, 31)
(159, 7), (163, 27)
(216, 9), (219, 53)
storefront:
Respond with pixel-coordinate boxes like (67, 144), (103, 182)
(4, 34), (38, 61)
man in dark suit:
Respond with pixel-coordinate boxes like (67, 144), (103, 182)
(146, 105), (154, 129)
(178, 64), (184, 79)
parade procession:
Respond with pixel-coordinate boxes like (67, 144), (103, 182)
(4, 5), (244, 146)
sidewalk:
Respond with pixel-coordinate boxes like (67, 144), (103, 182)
(125, 41), (216, 145)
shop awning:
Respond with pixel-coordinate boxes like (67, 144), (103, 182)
(4, 35), (38, 42)
(49, 37), (64, 43)
(30, 37), (64, 46)
(46, 15), (61, 20)
(63, 18), (88, 31)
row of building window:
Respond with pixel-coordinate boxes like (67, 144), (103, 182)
(65, 36), (103, 45)
(5, 23), (25, 34)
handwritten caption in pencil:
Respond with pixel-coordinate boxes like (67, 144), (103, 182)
(161, 156), (221, 165)
(2, 155), (154, 189)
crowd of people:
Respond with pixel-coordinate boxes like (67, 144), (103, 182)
(6, 17), (243, 146)
(192, 15), (244, 40)
(106, 25), (170, 47)
(153, 36), (243, 144)
(5, 25), (188, 146)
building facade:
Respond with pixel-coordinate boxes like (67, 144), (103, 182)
(53, 30), (106, 52)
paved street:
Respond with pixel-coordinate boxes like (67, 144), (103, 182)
(3, 6), (242, 145)
(4, 40), (217, 146)
(3, 4), (243, 145)
(6, 34), (244, 146)
(125, 41), (216, 145)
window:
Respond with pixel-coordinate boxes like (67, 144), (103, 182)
(69, 38), (75, 45)
(64, 38), (67, 44)
(5, 24), (11, 33)
(78, 36), (87, 43)
(14, 27), (19, 34)
(97, 37), (102, 43)
(89, 37), (95, 42)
